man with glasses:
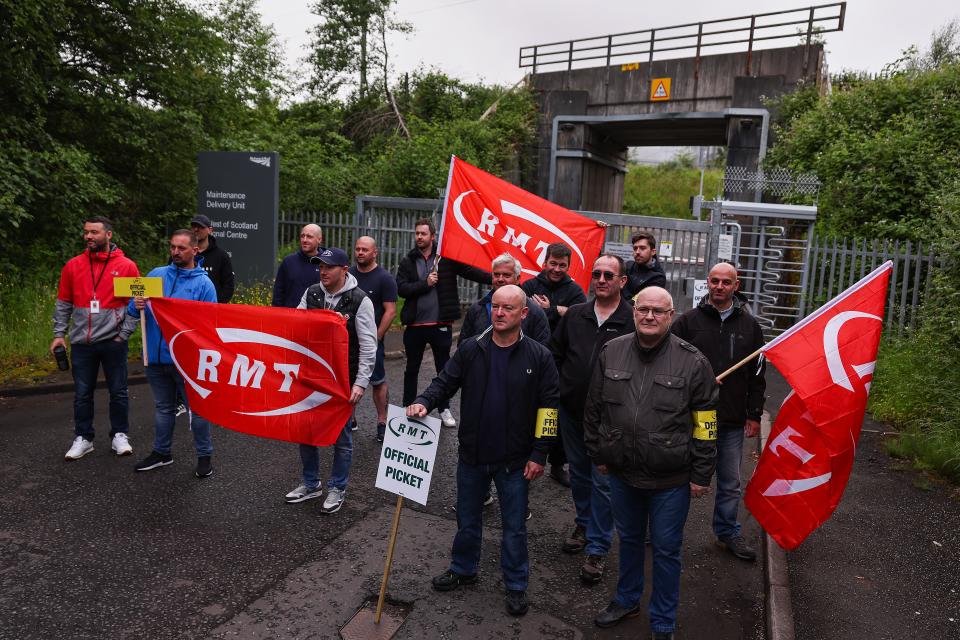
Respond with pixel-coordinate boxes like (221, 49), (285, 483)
(584, 286), (718, 638)
(671, 262), (766, 562)
(549, 255), (635, 585)
(622, 231), (666, 302)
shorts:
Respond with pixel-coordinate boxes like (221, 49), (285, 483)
(370, 340), (386, 386)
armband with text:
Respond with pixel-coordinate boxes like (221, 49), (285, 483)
(535, 408), (559, 438)
(692, 410), (718, 441)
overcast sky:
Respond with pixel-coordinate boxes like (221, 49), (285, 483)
(258, 0), (958, 88)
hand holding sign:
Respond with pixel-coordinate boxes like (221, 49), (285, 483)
(114, 277), (163, 366)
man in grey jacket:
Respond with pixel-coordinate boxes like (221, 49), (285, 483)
(285, 247), (377, 514)
(583, 286), (718, 639)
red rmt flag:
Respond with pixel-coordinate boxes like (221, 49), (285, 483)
(744, 261), (893, 550)
(149, 298), (354, 446)
(437, 156), (607, 291)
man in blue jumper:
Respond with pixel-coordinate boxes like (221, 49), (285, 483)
(272, 224), (323, 308)
(129, 229), (218, 478)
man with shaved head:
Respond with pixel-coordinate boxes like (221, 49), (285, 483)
(272, 224), (324, 308)
(350, 236), (398, 441)
(408, 284), (559, 618)
(672, 262), (766, 563)
(584, 286), (718, 637)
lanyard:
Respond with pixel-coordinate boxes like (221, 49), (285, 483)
(88, 246), (113, 300)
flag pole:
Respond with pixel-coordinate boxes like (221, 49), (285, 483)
(375, 495), (404, 624)
(716, 345), (764, 382)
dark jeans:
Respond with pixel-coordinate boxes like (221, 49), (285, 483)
(402, 324), (452, 411)
(71, 339), (130, 440)
(609, 476), (691, 634)
(559, 405), (613, 555)
(713, 426), (745, 539)
(450, 461), (529, 591)
(299, 417), (353, 491)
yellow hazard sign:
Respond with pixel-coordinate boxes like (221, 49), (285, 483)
(651, 77), (671, 101)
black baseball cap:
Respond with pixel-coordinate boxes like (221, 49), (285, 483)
(190, 215), (213, 228)
(310, 247), (349, 266)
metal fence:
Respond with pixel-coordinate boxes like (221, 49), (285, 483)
(519, 2), (845, 73)
(804, 234), (940, 335)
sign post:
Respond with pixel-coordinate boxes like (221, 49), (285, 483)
(373, 405), (442, 623)
(114, 277), (163, 366)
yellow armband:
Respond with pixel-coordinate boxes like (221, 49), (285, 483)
(535, 408), (559, 438)
(692, 410), (717, 441)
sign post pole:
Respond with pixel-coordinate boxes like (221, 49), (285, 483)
(375, 494), (404, 624)
(140, 310), (148, 366)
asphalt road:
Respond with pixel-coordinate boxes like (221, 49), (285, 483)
(0, 346), (763, 639)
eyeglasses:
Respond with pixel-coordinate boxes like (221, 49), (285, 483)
(591, 270), (620, 281)
(634, 307), (673, 318)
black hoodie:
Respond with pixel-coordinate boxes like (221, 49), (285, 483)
(520, 270), (587, 331)
(671, 293), (766, 427)
(197, 235), (235, 303)
(622, 255), (666, 301)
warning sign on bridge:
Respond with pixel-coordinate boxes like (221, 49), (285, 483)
(651, 77), (671, 101)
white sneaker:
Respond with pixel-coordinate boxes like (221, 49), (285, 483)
(111, 433), (133, 456)
(284, 483), (324, 504)
(175, 403), (187, 417)
(440, 409), (457, 428)
(321, 487), (345, 514)
(65, 436), (94, 460)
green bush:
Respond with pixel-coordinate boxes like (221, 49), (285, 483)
(623, 164), (723, 218)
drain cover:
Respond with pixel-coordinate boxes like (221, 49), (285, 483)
(340, 598), (411, 640)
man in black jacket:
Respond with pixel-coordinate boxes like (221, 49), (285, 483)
(190, 215), (235, 303)
(396, 218), (491, 428)
(549, 254), (635, 584)
(408, 285), (559, 618)
(584, 286), (718, 636)
(621, 231), (666, 302)
(521, 242), (586, 332)
(671, 262), (766, 562)
(459, 252), (550, 347)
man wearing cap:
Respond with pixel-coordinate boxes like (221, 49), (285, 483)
(190, 215), (234, 303)
(273, 224), (324, 308)
(286, 247), (377, 514)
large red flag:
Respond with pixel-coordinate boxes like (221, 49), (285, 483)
(437, 156), (607, 291)
(744, 261), (892, 549)
(150, 298), (353, 446)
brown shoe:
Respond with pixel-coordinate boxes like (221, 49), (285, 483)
(561, 524), (587, 554)
(580, 554), (605, 584)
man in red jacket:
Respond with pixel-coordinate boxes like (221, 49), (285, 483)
(52, 216), (140, 461)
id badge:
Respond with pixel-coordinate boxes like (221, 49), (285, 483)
(90, 299), (100, 314)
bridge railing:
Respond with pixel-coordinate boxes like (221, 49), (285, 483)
(518, 2), (845, 74)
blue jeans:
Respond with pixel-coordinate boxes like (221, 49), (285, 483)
(608, 476), (691, 634)
(451, 461), (529, 591)
(559, 405), (613, 556)
(144, 364), (213, 457)
(71, 339), (130, 440)
(713, 426), (745, 539)
(299, 417), (353, 490)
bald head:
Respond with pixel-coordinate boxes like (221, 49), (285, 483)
(633, 286), (674, 347)
(300, 224), (323, 256)
(354, 235), (378, 269)
(706, 262), (739, 310)
(490, 284), (528, 343)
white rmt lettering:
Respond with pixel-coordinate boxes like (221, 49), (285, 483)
(273, 363), (300, 393)
(768, 426), (815, 463)
(476, 209), (499, 236)
(532, 240), (550, 267)
(228, 354), (266, 389)
(197, 349), (221, 382)
(501, 226), (531, 252)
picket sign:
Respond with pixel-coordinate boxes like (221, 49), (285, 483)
(113, 277), (164, 366)
(373, 405), (442, 623)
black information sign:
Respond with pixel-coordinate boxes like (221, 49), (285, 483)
(197, 151), (278, 284)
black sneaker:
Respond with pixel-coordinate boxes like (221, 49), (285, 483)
(376, 422), (386, 442)
(505, 589), (528, 616)
(594, 600), (641, 628)
(134, 451), (173, 472)
(562, 524), (587, 554)
(195, 456), (213, 478)
(431, 570), (477, 592)
(718, 534), (757, 561)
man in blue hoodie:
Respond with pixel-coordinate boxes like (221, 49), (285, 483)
(129, 229), (218, 478)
